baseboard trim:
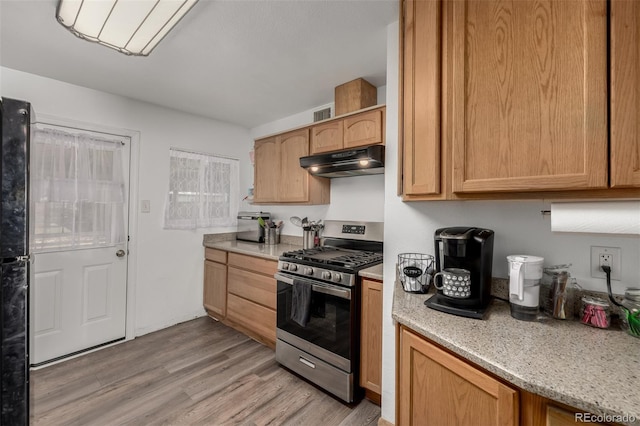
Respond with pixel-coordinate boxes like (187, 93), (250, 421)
(378, 417), (394, 426)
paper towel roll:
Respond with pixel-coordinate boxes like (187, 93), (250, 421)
(551, 201), (640, 235)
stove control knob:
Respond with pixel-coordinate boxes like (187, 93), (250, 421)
(322, 271), (332, 280)
(304, 267), (314, 276)
(282, 263), (289, 270)
(332, 273), (342, 283)
(289, 264), (298, 272)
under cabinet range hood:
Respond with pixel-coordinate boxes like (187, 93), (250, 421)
(300, 145), (385, 178)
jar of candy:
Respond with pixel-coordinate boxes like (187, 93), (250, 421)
(580, 296), (611, 329)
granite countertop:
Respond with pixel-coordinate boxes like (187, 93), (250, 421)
(393, 281), (640, 425)
(203, 239), (303, 261)
(359, 264), (383, 281)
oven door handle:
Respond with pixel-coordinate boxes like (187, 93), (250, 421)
(275, 273), (351, 300)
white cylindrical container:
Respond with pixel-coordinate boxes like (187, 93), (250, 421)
(507, 255), (544, 321)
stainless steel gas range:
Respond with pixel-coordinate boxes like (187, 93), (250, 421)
(274, 220), (383, 403)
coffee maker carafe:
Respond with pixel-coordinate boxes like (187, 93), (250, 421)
(425, 227), (494, 319)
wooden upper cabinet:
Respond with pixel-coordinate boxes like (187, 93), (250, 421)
(401, 0), (443, 197)
(398, 326), (518, 426)
(610, 0), (640, 188)
(253, 129), (330, 205)
(310, 120), (344, 154)
(344, 109), (384, 149)
(253, 136), (279, 203)
(450, 0), (608, 193)
(278, 129), (311, 202)
(310, 107), (385, 154)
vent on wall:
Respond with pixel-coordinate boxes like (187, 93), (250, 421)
(313, 107), (332, 122)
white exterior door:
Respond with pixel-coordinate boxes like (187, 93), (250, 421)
(30, 125), (130, 365)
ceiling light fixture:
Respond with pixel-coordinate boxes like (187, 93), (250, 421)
(56, 0), (199, 56)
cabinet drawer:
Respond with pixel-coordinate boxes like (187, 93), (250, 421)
(226, 294), (276, 344)
(228, 266), (276, 309)
(228, 252), (277, 276)
(205, 248), (227, 263)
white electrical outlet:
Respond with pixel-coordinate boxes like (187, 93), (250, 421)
(141, 200), (150, 213)
(590, 246), (621, 280)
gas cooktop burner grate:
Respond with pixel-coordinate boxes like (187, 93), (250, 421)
(281, 246), (382, 270)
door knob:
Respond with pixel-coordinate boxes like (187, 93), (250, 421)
(116, 249), (126, 258)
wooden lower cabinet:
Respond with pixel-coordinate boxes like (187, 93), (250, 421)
(398, 325), (519, 426)
(520, 391), (609, 426)
(224, 253), (277, 347)
(360, 278), (383, 404)
(398, 325), (612, 426)
(203, 249), (277, 348)
(203, 248), (227, 319)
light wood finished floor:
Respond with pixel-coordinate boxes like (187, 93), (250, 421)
(31, 316), (381, 425)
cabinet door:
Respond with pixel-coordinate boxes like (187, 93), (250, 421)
(610, 0), (640, 188)
(203, 260), (227, 318)
(398, 326), (518, 426)
(450, 0), (608, 193)
(278, 129), (310, 202)
(521, 391), (607, 426)
(343, 109), (384, 149)
(311, 120), (344, 154)
(253, 137), (279, 202)
(360, 279), (382, 397)
(401, 0), (442, 196)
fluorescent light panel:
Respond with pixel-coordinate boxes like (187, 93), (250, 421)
(56, 0), (198, 56)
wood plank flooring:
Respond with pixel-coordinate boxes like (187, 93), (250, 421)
(31, 316), (381, 425)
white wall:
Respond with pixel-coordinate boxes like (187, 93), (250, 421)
(1, 67), (254, 336)
(380, 22), (640, 423)
(246, 88), (387, 234)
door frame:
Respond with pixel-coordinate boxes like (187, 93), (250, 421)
(32, 113), (140, 342)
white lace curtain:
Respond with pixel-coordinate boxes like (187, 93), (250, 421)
(31, 126), (126, 252)
(164, 148), (239, 229)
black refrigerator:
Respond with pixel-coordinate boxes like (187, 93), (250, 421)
(0, 97), (31, 425)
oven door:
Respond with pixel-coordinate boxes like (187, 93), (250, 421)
(275, 272), (355, 372)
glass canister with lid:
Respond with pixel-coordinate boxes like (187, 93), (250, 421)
(541, 264), (582, 320)
(580, 296), (611, 329)
(620, 287), (640, 338)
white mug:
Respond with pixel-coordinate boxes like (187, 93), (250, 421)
(433, 268), (471, 299)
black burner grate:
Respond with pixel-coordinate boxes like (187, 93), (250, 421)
(281, 246), (382, 270)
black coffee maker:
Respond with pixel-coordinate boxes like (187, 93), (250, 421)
(425, 227), (494, 319)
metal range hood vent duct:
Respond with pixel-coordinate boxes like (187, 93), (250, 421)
(299, 145), (385, 178)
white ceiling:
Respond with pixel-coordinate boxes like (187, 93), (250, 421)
(0, 0), (398, 128)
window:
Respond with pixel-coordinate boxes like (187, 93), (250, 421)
(164, 148), (239, 229)
(31, 125), (128, 252)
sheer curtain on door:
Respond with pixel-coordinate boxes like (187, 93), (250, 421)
(31, 126), (126, 252)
